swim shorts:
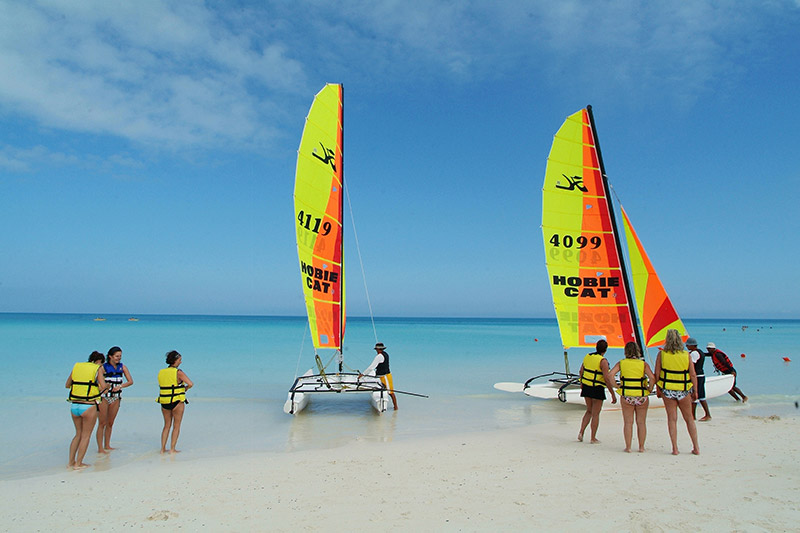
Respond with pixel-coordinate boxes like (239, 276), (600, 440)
(580, 385), (606, 400)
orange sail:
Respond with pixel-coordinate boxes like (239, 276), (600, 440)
(621, 207), (688, 346)
(294, 84), (345, 349)
(542, 108), (636, 348)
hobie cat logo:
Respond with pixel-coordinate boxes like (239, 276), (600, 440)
(312, 142), (336, 171)
(555, 174), (587, 192)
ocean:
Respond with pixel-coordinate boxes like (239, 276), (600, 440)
(1, 313), (797, 479)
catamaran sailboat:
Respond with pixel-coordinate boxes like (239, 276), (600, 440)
(495, 106), (733, 405)
(283, 84), (392, 415)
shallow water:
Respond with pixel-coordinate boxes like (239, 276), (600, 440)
(1, 314), (797, 479)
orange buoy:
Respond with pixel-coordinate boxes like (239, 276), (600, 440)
(740, 353), (746, 358)
(534, 338), (538, 342)
(783, 357), (791, 362)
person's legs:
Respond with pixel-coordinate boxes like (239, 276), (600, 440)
(677, 395), (700, 455)
(578, 398), (593, 441)
(621, 399), (634, 452)
(634, 399), (649, 452)
(589, 399), (603, 443)
(103, 400), (122, 450)
(160, 407), (173, 454)
(95, 399), (108, 453)
(75, 407), (98, 468)
(69, 413), (83, 467)
(663, 397), (680, 455)
(169, 402), (186, 453)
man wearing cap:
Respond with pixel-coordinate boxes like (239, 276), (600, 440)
(707, 342), (748, 402)
(686, 338), (711, 421)
(359, 342), (398, 410)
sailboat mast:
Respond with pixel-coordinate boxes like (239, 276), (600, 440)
(338, 84), (345, 372)
(585, 105), (645, 350)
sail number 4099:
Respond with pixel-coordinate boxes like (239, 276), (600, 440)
(549, 234), (601, 249)
(297, 211), (332, 235)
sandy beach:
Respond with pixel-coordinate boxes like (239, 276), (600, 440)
(1, 405), (797, 531)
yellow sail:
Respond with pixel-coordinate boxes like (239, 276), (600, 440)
(542, 108), (636, 348)
(294, 84), (345, 349)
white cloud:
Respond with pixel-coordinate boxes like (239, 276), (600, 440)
(0, 0), (796, 152)
(0, 0), (307, 150)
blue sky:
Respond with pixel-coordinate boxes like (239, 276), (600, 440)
(1, 0), (799, 319)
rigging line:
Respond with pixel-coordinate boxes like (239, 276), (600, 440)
(344, 179), (379, 343)
(293, 321), (310, 380)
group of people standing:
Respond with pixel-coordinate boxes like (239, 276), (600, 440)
(65, 347), (193, 469)
(577, 329), (746, 455)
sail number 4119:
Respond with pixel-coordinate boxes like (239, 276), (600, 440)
(297, 211), (332, 235)
(549, 234), (601, 249)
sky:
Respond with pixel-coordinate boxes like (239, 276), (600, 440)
(1, 0), (799, 319)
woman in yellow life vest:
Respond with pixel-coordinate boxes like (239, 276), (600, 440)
(157, 350), (193, 454)
(65, 351), (108, 470)
(577, 339), (617, 444)
(609, 342), (656, 453)
(654, 329), (699, 455)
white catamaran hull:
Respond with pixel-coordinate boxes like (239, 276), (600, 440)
(520, 374), (735, 409)
(283, 371), (389, 415)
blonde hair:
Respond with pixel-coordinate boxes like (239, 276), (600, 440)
(662, 329), (685, 353)
(624, 341), (642, 359)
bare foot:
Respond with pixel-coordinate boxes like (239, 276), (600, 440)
(105, 446), (116, 451)
(671, 450), (680, 455)
(624, 448), (631, 453)
(73, 463), (90, 470)
(742, 396), (748, 403)
(699, 415), (711, 421)
(638, 448), (646, 453)
(590, 438), (600, 444)
(97, 449), (109, 454)
(577, 433), (584, 442)
(691, 448), (700, 455)
(169, 449), (181, 454)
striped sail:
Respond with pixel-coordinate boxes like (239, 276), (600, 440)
(542, 109), (636, 348)
(621, 207), (687, 346)
(294, 84), (345, 349)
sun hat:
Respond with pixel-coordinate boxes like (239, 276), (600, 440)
(707, 342), (716, 349)
(686, 337), (698, 346)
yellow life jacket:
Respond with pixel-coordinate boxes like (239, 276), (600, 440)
(68, 362), (101, 403)
(157, 367), (186, 404)
(618, 359), (648, 397)
(580, 353), (606, 387)
(658, 350), (692, 391)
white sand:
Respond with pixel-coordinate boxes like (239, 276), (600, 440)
(1, 406), (797, 531)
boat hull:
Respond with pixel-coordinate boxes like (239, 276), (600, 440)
(523, 374), (735, 409)
(284, 371), (389, 415)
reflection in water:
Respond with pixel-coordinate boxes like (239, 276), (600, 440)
(286, 395), (398, 451)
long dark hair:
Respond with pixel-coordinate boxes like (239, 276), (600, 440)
(88, 351), (105, 364)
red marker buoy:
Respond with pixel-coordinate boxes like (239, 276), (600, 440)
(534, 338), (538, 342)
(740, 353), (746, 358)
(783, 357), (791, 362)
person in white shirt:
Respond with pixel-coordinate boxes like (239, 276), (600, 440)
(359, 342), (398, 410)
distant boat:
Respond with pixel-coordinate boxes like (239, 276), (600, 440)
(283, 84), (391, 415)
(93, 317), (106, 322)
(494, 106), (733, 405)
(128, 317), (139, 322)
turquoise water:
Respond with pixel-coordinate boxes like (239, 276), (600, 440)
(1, 314), (797, 479)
